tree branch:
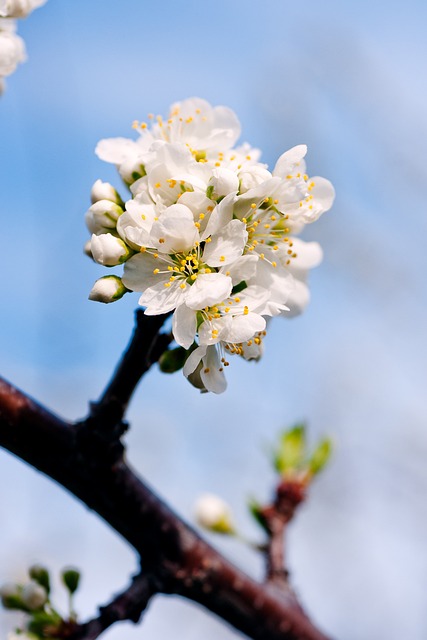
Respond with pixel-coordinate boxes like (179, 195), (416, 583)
(0, 376), (332, 640)
(260, 479), (307, 601)
(86, 310), (172, 432)
(68, 572), (155, 640)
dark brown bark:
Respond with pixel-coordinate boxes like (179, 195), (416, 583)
(68, 573), (155, 640)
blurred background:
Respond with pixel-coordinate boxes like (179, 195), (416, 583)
(1, 0), (427, 638)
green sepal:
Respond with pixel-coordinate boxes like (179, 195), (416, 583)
(210, 518), (235, 535)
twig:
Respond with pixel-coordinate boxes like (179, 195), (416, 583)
(68, 572), (155, 640)
(261, 479), (307, 591)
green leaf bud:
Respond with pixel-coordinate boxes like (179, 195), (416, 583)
(274, 423), (306, 474)
(309, 437), (333, 475)
(61, 568), (80, 595)
(29, 565), (50, 594)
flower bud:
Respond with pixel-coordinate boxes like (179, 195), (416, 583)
(90, 179), (123, 206)
(207, 167), (239, 199)
(21, 581), (47, 610)
(119, 158), (145, 186)
(90, 233), (132, 266)
(83, 239), (92, 258)
(239, 165), (272, 193)
(0, 28), (26, 77)
(0, 582), (19, 602)
(89, 275), (128, 303)
(0, 582), (20, 597)
(0, 582), (27, 611)
(61, 567), (80, 595)
(194, 493), (234, 534)
(29, 565), (50, 594)
(85, 200), (123, 234)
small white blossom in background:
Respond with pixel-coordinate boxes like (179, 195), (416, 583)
(194, 493), (235, 534)
(0, 18), (26, 89)
(0, 0), (46, 18)
(86, 97), (335, 393)
(0, 0), (46, 93)
(0, 582), (20, 601)
(8, 633), (37, 640)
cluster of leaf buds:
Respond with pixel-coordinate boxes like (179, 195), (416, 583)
(0, 564), (81, 639)
(194, 424), (332, 540)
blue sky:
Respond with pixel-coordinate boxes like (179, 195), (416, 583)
(1, 1), (427, 638)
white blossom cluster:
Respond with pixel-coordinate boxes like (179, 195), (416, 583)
(0, 0), (46, 94)
(86, 98), (335, 393)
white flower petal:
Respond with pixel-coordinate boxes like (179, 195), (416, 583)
(122, 252), (168, 291)
(235, 285), (271, 314)
(200, 345), (227, 394)
(250, 260), (294, 316)
(201, 192), (236, 240)
(310, 176), (335, 212)
(117, 199), (157, 249)
(233, 177), (281, 219)
(208, 167), (239, 198)
(219, 254), (258, 285)
(183, 345), (207, 376)
(185, 273), (232, 310)
(285, 239), (323, 272)
(239, 165), (272, 193)
(198, 316), (230, 346)
(151, 204), (199, 253)
(95, 138), (140, 164)
(172, 304), (197, 349)
(273, 145), (307, 178)
(203, 219), (247, 267)
(139, 280), (184, 315)
(283, 279), (310, 318)
(223, 313), (266, 344)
